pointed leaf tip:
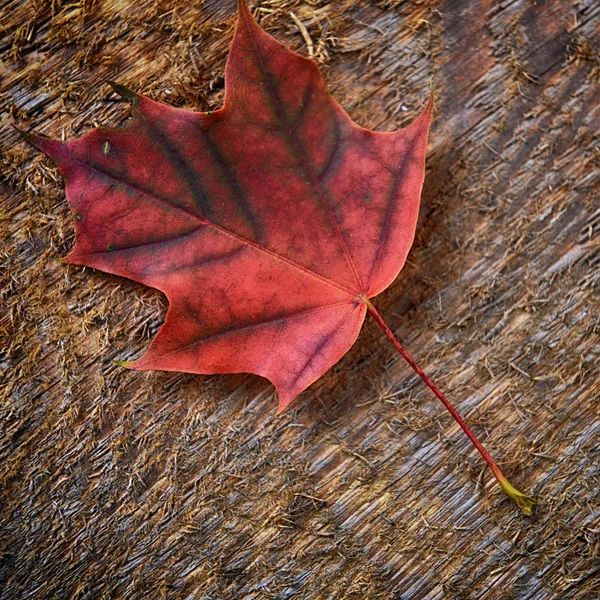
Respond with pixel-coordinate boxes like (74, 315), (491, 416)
(237, 0), (253, 21)
(113, 359), (132, 368)
(276, 399), (289, 415)
(108, 81), (139, 106)
(424, 83), (435, 116)
(13, 124), (44, 150)
(12, 123), (29, 139)
(15, 126), (62, 157)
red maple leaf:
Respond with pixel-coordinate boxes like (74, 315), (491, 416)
(23, 0), (535, 513)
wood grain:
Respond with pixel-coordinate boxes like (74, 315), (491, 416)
(1, 0), (599, 598)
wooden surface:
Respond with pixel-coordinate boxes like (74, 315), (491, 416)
(1, 0), (600, 598)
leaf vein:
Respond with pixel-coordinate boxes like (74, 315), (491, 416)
(366, 138), (416, 293)
(241, 13), (364, 293)
(167, 301), (357, 355)
(73, 160), (356, 297)
(290, 303), (360, 387)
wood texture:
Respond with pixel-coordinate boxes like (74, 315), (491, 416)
(1, 0), (599, 598)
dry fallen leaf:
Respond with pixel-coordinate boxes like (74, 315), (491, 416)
(23, 0), (535, 514)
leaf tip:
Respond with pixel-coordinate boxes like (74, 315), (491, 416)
(12, 123), (30, 140)
(64, 249), (83, 265)
(237, 0), (253, 22)
(424, 80), (435, 116)
(275, 391), (295, 415)
(113, 359), (132, 369)
(12, 124), (53, 153)
(108, 81), (140, 106)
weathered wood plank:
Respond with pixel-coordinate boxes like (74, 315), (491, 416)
(1, 0), (599, 598)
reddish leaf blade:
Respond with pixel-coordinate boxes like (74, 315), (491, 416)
(28, 1), (432, 410)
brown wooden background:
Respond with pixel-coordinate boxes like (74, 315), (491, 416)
(1, 0), (599, 598)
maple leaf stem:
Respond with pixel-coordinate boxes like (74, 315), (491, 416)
(366, 301), (536, 515)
